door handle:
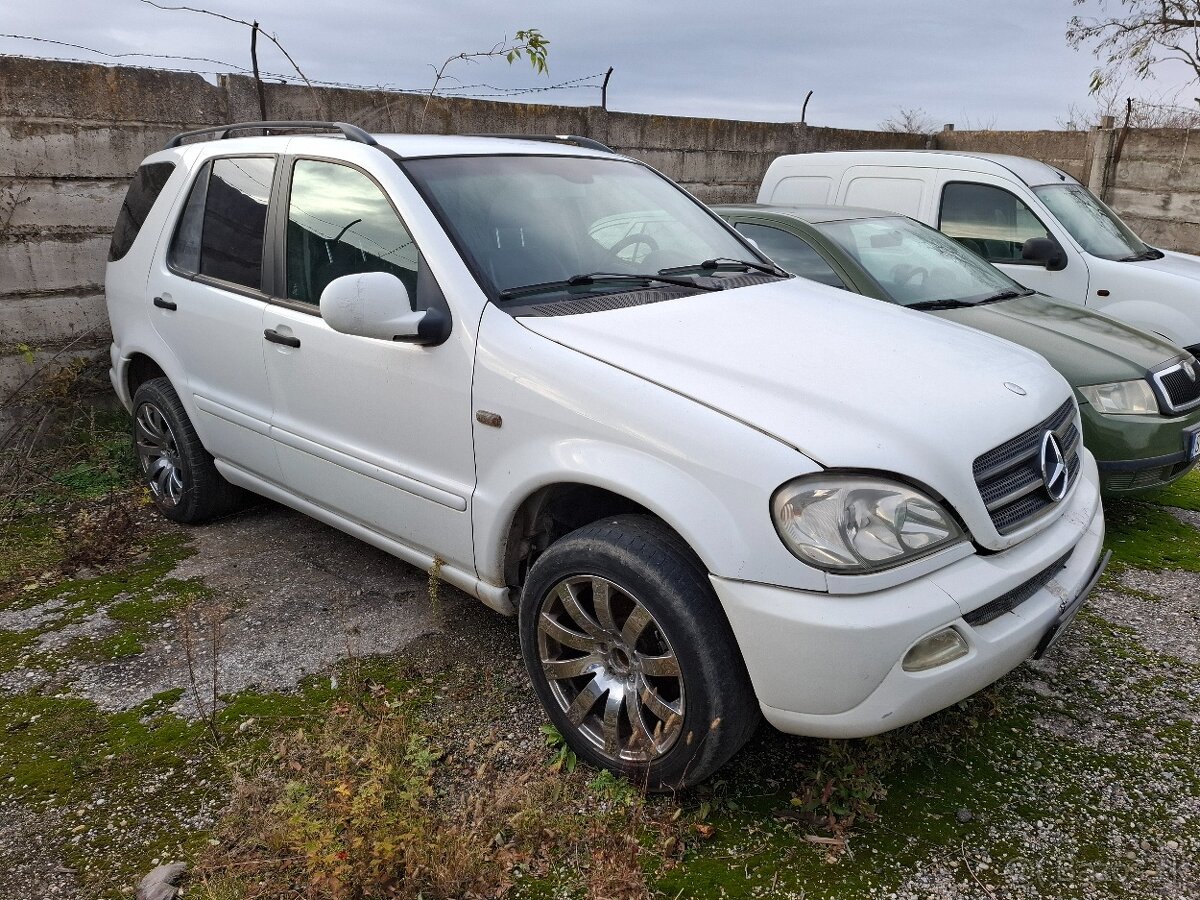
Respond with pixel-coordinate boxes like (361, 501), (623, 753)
(264, 328), (301, 348)
(152, 297), (177, 311)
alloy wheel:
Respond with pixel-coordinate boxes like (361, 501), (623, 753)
(135, 401), (184, 507)
(537, 575), (685, 763)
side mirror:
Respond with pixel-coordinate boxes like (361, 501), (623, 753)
(1021, 237), (1068, 272)
(319, 271), (449, 345)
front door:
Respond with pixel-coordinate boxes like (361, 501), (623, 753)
(146, 154), (281, 481)
(934, 174), (1091, 304)
(260, 157), (477, 571)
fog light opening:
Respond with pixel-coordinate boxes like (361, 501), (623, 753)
(902, 627), (969, 672)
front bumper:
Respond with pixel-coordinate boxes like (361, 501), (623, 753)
(713, 453), (1105, 739)
(1080, 400), (1200, 495)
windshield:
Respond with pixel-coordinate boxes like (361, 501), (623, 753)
(1033, 184), (1148, 261)
(402, 155), (761, 303)
(814, 215), (1023, 306)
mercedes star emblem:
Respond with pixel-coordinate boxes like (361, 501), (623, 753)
(1040, 431), (1069, 502)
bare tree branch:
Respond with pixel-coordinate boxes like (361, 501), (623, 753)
(877, 106), (936, 135)
(1068, 0), (1200, 92)
(419, 29), (549, 128)
(137, 0), (326, 117)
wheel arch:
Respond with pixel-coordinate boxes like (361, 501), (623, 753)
(501, 482), (660, 590)
(125, 352), (168, 400)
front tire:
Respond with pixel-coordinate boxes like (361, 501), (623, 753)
(519, 514), (759, 790)
(131, 377), (244, 524)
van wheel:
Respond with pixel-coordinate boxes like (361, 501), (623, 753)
(131, 377), (244, 524)
(519, 514), (759, 790)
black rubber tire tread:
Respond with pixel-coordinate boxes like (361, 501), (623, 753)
(131, 377), (245, 524)
(519, 513), (760, 791)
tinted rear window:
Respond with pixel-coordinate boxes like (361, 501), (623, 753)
(108, 162), (175, 262)
(167, 156), (276, 291)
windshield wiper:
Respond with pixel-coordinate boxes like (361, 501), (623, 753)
(1119, 248), (1165, 262)
(497, 271), (721, 302)
(975, 287), (1035, 305)
(659, 257), (789, 277)
(907, 298), (973, 311)
(909, 288), (1033, 311)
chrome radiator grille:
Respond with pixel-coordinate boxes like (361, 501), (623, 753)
(973, 399), (1080, 534)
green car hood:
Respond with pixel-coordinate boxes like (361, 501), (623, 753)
(931, 293), (1182, 387)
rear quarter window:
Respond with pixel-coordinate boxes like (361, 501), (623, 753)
(108, 162), (176, 262)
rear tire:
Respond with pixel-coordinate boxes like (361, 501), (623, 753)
(131, 377), (245, 524)
(519, 514), (759, 790)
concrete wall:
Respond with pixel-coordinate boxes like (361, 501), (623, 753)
(935, 128), (1094, 183)
(1107, 128), (1200, 251)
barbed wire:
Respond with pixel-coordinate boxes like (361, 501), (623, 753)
(0, 35), (608, 103)
(0, 33), (252, 71)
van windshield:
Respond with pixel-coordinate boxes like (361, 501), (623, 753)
(1033, 184), (1155, 261)
(814, 215), (1025, 307)
(402, 154), (764, 304)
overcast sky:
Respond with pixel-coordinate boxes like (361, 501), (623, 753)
(2, 0), (1196, 130)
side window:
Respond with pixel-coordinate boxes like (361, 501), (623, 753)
(109, 162), (175, 262)
(168, 161), (209, 274)
(734, 222), (846, 289)
(167, 156), (276, 291)
(939, 182), (1050, 263)
(285, 159), (419, 306)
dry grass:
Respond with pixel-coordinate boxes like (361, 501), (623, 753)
(191, 674), (681, 900)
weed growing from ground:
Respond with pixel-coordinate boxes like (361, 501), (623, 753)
(192, 674), (681, 900)
(540, 722), (578, 773)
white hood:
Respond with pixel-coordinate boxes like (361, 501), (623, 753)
(518, 279), (1076, 550)
(1137, 248), (1200, 281)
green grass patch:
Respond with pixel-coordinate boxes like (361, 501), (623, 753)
(0, 513), (62, 586)
(1104, 498), (1200, 571)
(1143, 467), (1200, 511)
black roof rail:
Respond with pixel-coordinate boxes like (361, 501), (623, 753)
(467, 134), (616, 154)
(165, 121), (377, 150)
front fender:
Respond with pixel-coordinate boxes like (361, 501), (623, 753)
(473, 437), (825, 591)
(471, 308), (826, 592)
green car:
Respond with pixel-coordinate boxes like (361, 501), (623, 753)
(714, 204), (1200, 496)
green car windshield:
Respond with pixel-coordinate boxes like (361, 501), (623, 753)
(814, 215), (1023, 306)
(402, 154), (760, 303)
(1033, 184), (1150, 261)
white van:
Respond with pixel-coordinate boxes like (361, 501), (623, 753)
(758, 150), (1200, 357)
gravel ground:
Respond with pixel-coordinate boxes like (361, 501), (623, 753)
(2, 499), (1199, 899)
(3, 504), (442, 713)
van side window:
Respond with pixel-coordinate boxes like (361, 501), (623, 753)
(109, 162), (175, 262)
(285, 159), (419, 306)
(939, 182), (1051, 263)
(734, 223), (846, 289)
(167, 156), (276, 291)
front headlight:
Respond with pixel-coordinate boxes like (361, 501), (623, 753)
(771, 474), (964, 573)
(1077, 379), (1158, 415)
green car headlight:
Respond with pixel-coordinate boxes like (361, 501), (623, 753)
(1078, 379), (1158, 415)
(771, 475), (964, 573)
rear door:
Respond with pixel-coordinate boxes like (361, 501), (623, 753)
(835, 166), (934, 219)
(145, 153), (280, 481)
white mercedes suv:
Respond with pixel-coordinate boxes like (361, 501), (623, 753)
(105, 122), (1108, 788)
